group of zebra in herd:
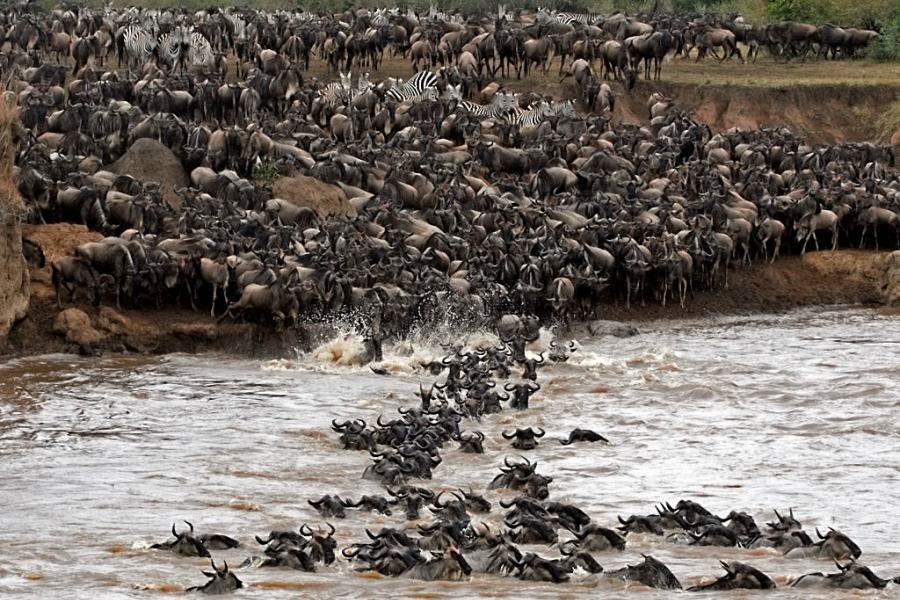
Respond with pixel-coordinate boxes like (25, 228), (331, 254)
(120, 22), (216, 74)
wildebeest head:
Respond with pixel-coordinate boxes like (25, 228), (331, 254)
(502, 427), (545, 450)
(300, 522), (338, 564)
(607, 554), (682, 590)
(151, 521), (211, 557)
(814, 528), (863, 561)
(687, 561), (776, 591)
(307, 494), (347, 519)
(456, 430), (485, 454)
(186, 559), (243, 594)
(458, 488), (491, 513)
(386, 485), (434, 520)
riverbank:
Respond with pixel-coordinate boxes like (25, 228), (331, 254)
(5, 221), (899, 358)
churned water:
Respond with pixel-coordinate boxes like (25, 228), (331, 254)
(1, 307), (898, 598)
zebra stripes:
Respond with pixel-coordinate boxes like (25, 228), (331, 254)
(386, 70), (438, 103)
(157, 27), (189, 70)
(188, 31), (214, 68)
(458, 91), (519, 121)
(122, 25), (157, 69)
(555, 12), (604, 26)
(318, 72), (374, 108)
(507, 100), (576, 127)
(318, 72), (353, 107)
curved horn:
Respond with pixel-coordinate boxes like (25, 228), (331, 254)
(502, 430), (515, 439)
(326, 522), (336, 536)
(184, 520), (194, 533)
(533, 427), (545, 437)
(300, 523), (314, 536)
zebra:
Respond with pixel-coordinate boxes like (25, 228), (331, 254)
(188, 31), (215, 69)
(508, 100), (575, 127)
(457, 91), (519, 121)
(371, 8), (391, 27)
(121, 24), (157, 71)
(156, 26), (190, 71)
(318, 71), (353, 107)
(555, 12), (604, 26)
(386, 70), (438, 103)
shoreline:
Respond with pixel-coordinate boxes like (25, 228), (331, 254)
(4, 249), (898, 359)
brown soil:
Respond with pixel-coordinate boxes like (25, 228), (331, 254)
(616, 82), (900, 147)
(22, 223), (102, 265)
(110, 138), (189, 208)
(272, 174), (355, 218)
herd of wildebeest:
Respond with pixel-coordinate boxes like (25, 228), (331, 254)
(147, 337), (899, 593)
(3, 5), (899, 594)
(4, 3), (899, 340)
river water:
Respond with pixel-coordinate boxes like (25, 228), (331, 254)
(1, 307), (898, 598)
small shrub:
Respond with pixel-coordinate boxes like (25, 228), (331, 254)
(872, 13), (900, 60)
(253, 159), (281, 186)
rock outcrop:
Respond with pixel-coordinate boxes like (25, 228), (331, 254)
(272, 174), (355, 218)
(111, 138), (189, 208)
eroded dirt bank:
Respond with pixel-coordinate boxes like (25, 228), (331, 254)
(0, 219), (29, 346)
(6, 221), (900, 358)
(616, 82), (900, 148)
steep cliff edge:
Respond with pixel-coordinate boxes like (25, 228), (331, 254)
(0, 101), (28, 349)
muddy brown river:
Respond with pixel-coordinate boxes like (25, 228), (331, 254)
(1, 307), (898, 598)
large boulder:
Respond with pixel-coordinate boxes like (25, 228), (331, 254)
(110, 138), (189, 208)
(53, 308), (106, 347)
(272, 174), (355, 218)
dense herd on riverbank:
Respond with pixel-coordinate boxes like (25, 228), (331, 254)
(4, 4), (899, 343)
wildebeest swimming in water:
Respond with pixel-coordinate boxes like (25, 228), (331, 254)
(186, 559), (243, 595)
(559, 428), (609, 445)
(606, 554), (682, 589)
(308, 494), (348, 518)
(784, 527), (862, 560)
(687, 561), (776, 591)
(791, 560), (899, 589)
(151, 521), (211, 557)
(501, 426), (545, 450)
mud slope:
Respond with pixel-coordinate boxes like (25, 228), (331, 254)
(617, 82), (900, 147)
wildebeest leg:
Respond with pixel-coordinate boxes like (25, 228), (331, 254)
(210, 284), (217, 317)
(625, 274), (631, 310)
(859, 225), (867, 249)
(186, 279), (197, 311)
(813, 230), (820, 251)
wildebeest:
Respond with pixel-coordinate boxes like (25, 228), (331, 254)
(186, 559), (243, 595)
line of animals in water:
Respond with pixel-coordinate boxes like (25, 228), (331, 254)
(146, 336), (899, 594)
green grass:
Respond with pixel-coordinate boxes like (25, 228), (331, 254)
(877, 100), (900, 140)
